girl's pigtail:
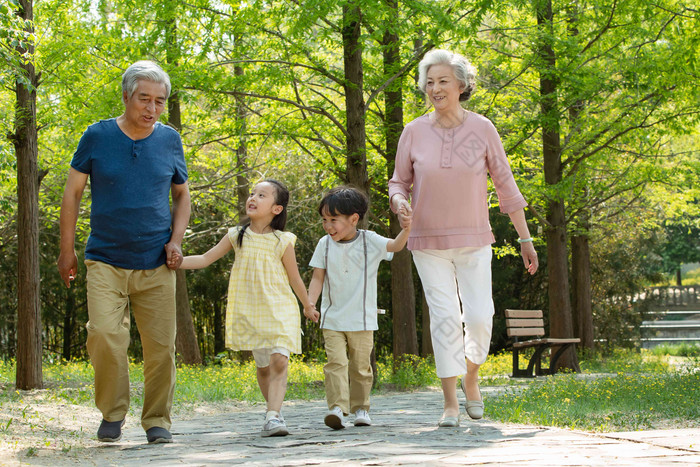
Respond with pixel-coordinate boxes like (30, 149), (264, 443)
(265, 179), (290, 232)
(237, 222), (250, 248)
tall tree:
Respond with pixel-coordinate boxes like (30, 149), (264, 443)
(381, 0), (417, 358)
(165, 9), (202, 365)
(659, 214), (700, 286)
(12, 0), (43, 389)
(477, 0), (699, 357)
(564, 2), (593, 349)
(534, 0), (578, 370)
(571, 215), (593, 349)
(342, 2), (369, 195)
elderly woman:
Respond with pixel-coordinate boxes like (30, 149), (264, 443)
(388, 49), (538, 427)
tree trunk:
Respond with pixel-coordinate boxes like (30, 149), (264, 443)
(571, 234), (594, 349)
(342, 3), (369, 195)
(536, 0), (579, 371)
(234, 64), (249, 218)
(382, 0), (418, 359)
(14, 0), (43, 390)
(566, 1), (594, 352)
(214, 302), (225, 355)
(166, 16), (202, 365)
(175, 269), (201, 364)
(62, 289), (75, 360)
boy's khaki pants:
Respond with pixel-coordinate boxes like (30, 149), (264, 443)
(85, 260), (177, 431)
(323, 329), (374, 414)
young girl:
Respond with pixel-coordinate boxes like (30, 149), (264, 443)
(174, 179), (316, 437)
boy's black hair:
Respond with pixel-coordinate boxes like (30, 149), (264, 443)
(318, 186), (369, 220)
(238, 179), (290, 247)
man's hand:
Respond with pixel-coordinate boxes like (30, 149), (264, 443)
(165, 242), (183, 270)
(57, 250), (78, 288)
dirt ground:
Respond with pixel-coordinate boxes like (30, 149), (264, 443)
(2, 374), (696, 465)
(0, 387), (257, 465)
(2, 387), (699, 467)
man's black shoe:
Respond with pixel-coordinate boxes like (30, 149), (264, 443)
(146, 426), (173, 444)
(97, 419), (125, 442)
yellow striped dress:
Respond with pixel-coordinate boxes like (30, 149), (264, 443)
(225, 226), (302, 354)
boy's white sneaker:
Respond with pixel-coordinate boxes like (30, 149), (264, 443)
(354, 409), (372, 426)
(324, 406), (345, 430)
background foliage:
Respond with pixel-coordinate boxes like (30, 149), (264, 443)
(1, 0), (698, 362)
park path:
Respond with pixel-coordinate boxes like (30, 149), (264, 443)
(19, 388), (700, 466)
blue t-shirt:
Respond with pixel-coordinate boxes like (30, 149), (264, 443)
(71, 118), (188, 269)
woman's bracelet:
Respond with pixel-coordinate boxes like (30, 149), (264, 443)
(517, 237), (534, 243)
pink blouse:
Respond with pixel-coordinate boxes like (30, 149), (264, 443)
(388, 112), (527, 250)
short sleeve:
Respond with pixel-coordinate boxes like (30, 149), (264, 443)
(366, 230), (393, 261)
(309, 236), (328, 269)
(227, 226), (242, 249)
(274, 231), (297, 258)
(170, 131), (188, 185)
(70, 126), (96, 175)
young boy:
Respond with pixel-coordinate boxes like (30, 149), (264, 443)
(306, 186), (412, 430)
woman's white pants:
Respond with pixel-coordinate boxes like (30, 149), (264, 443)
(412, 245), (494, 378)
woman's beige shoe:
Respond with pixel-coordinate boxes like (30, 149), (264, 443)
(465, 400), (484, 420)
(438, 415), (460, 427)
(461, 375), (484, 420)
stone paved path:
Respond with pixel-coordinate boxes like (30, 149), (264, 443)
(22, 389), (700, 466)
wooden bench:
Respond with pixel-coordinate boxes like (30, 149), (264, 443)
(505, 309), (581, 378)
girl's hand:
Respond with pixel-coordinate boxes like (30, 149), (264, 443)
(167, 250), (183, 269)
(304, 304), (320, 323)
(165, 242), (183, 270)
(520, 242), (538, 275)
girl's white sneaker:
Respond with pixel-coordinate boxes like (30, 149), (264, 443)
(261, 414), (289, 437)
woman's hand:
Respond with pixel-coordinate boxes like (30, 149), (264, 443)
(393, 197), (413, 229)
(520, 241), (538, 275)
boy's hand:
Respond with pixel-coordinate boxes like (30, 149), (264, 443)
(398, 203), (413, 230)
(304, 304), (320, 323)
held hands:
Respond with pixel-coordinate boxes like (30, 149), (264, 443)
(165, 242), (183, 270)
(520, 241), (538, 275)
(396, 199), (413, 230)
(303, 303), (320, 323)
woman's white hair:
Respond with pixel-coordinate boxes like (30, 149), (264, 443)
(417, 49), (477, 102)
(121, 60), (171, 99)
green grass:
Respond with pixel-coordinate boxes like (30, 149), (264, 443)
(1, 349), (698, 432)
(650, 267), (699, 286)
(484, 348), (700, 431)
(649, 343), (700, 357)
(487, 366), (700, 431)
(681, 267), (700, 285)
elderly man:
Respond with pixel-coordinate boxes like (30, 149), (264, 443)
(57, 60), (190, 444)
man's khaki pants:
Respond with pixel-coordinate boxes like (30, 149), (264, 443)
(322, 329), (374, 414)
(85, 260), (176, 431)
